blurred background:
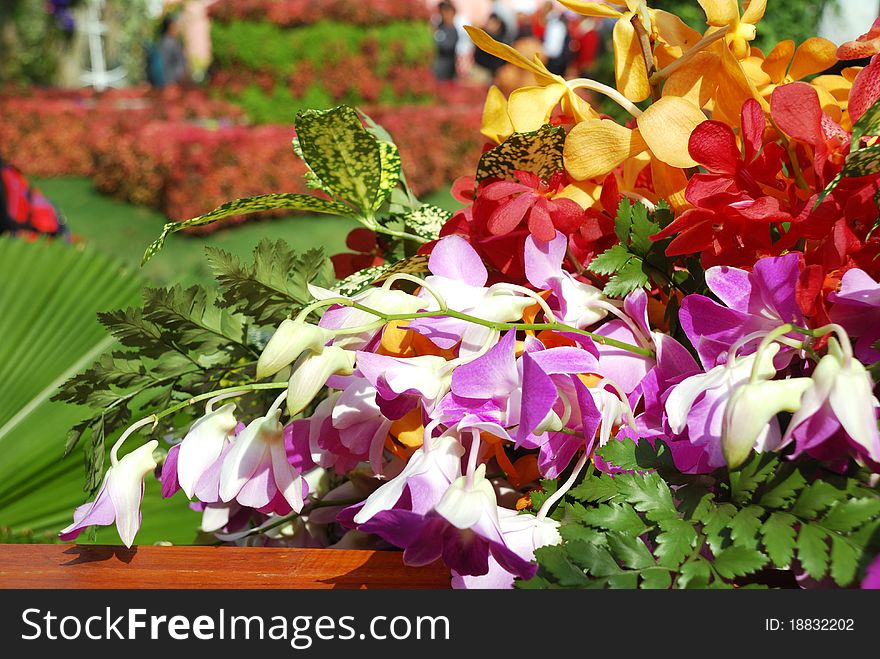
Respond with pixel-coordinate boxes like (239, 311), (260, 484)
(0, 0), (872, 544)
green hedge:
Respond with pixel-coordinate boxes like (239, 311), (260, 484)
(210, 19), (435, 123)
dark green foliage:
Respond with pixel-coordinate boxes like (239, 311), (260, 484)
(518, 439), (880, 589)
(54, 241), (335, 497)
(588, 199), (690, 298)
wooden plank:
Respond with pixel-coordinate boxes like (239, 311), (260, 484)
(0, 545), (451, 589)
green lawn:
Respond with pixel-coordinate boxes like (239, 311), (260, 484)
(34, 177), (459, 286)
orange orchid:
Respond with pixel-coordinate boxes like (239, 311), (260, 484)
(742, 38), (843, 120)
(559, 0), (701, 102)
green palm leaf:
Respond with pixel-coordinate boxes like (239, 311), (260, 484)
(0, 238), (199, 544)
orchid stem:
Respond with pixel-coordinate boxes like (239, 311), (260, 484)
(630, 14), (660, 103)
(343, 301), (655, 357)
(536, 447), (591, 520)
(567, 78), (643, 118)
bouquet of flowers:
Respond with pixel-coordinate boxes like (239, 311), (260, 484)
(57, 1), (880, 589)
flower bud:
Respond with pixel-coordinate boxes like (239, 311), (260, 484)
(257, 319), (332, 380)
(722, 378), (812, 468)
(287, 346), (357, 416)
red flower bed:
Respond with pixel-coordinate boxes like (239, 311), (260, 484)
(209, 0), (430, 27)
(0, 86), (242, 178)
(93, 105), (483, 228)
(0, 86), (484, 231)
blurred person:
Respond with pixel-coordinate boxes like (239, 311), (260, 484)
(474, 13), (509, 80)
(492, 1), (518, 43)
(495, 35), (543, 96)
(542, 2), (572, 75)
(157, 14), (190, 87)
(570, 16), (601, 77)
(433, 1), (460, 81)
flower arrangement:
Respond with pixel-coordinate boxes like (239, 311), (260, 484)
(57, 1), (880, 589)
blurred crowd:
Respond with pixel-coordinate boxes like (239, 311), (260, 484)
(430, 0), (607, 93)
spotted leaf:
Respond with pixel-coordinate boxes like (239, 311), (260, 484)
(296, 106), (383, 216)
(476, 124), (566, 184)
(142, 194), (350, 264)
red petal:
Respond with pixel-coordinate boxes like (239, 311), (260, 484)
(599, 173), (620, 215)
(688, 120), (740, 175)
(665, 221), (717, 256)
(487, 193), (535, 235)
(732, 196), (791, 223)
(481, 180), (532, 200)
(548, 198), (586, 234)
(346, 227), (378, 253)
(652, 207), (714, 241)
(770, 82), (823, 146)
(451, 175), (477, 203)
(848, 54), (880, 123)
(740, 99), (765, 163)
(527, 198), (557, 242)
(796, 264), (824, 317)
(684, 173), (737, 205)
(514, 170), (542, 189)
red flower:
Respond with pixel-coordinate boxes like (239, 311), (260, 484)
(330, 228), (385, 279)
(480, 170), (586, 242)
(652, 99), (791, 266)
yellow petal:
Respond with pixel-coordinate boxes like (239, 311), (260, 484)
(557, 179), (601, 209)
(698, 0), (739, 26)
(464, 26), (556, 84)
(651, 9), (702, 49)
(651, 9), (702, 67)
(814, 84), (842, 123)
(811, 74), (852, 104)
(761, 40), (794, 83)
(789, 37), (838, 81)
(636, 96), (706, 169)
(711, 41), (767, 125)
(651, 160), (691, 213)
(842, 66), (862, 83)
(564, 119), (648, 180)
(622, 150), (651, 192)
(481, 85), (514, 143)
(663, 52), (720, 108)
(562, 88), (599, 123)
(557, 0), (623, 18)
(613, 17), (651, 102)
(508, 84), (567, 133)
(741, 0), (768, 25)
(742, 55), (772, 89)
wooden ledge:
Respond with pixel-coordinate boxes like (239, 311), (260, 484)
(0, 545), (451, 589)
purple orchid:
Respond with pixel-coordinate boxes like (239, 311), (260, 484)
(175, 402), (238, 499)
(451, 508), (561, 589)
(665, 344), (788, 469)
(60, 440), (158, 547)
(781, 338), (880, 465)
(218, 401), (306, 515)
(524, 232), (607, 328)
(828, 268), (880, 364)
(679, 253), (804, 369)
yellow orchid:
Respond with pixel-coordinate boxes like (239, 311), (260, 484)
(467, 26), (598, 142)
(563, 95), (706, 211)
(699, 0), (766, 59)
(559, 1), (701, 102)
